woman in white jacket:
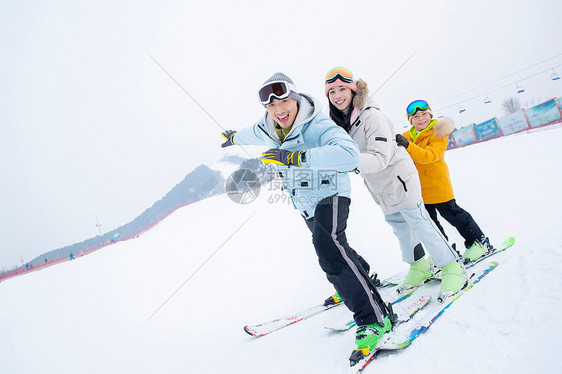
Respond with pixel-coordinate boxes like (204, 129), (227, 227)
(324, 67), (466, 298)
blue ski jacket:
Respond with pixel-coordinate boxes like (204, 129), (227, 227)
(234, 94), (360, 218)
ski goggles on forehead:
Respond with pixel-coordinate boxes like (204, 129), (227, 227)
(258, 81), (298, 105)
(325, 67), (355, 84)
(406, 100), (431, 117)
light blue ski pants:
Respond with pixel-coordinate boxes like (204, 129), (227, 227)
(384, 200), (459, 268)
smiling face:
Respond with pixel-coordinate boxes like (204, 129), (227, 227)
(410, 110), (433, 132)
(328, 86), (353, 111)
(266, 97), (299, 129)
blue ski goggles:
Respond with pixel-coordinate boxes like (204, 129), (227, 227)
(406, 100), (431, 118)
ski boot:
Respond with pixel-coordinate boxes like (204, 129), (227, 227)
(462, 237), (492, 264)
(396, 257), (434, 295)
(437, 260), (468, 303)
(349, 315), (393, 366)
(323, 291), (342, 306)
(480, 236), (494, 252)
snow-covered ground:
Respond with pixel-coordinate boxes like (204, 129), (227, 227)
(1, 127), (561, 374)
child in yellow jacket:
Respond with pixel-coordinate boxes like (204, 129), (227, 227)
(396, 100), (492, 262)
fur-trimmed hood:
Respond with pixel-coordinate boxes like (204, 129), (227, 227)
(431, 118), (454, 138)
(352, 79), (381, 111)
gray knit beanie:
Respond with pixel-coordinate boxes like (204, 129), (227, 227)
(260, 72), (301, 106)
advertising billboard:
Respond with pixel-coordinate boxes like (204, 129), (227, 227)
(474, 118), (502, 141)
(526, 99), (561, 128)
(452, 125), (478, 147)
(497, 110), (529, 135)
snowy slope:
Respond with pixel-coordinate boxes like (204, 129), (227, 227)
(1, 127), (561, 374)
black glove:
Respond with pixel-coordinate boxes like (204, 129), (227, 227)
(395, 134), (410, 149)
(261, 148), (304, 167)
(221, 130), (237, 148)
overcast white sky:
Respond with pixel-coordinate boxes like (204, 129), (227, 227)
(1, 0), (561, 268)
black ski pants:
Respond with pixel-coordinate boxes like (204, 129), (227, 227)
(424, 199), (485, 249)
(305, 196), (387, 326)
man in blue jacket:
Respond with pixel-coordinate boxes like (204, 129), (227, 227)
(221, 72), (394, 363)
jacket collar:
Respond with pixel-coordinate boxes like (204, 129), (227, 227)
(409, 119), (438, 142)
(262, 93), (321, 141)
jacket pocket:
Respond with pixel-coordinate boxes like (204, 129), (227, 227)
(397, 175), (407, 192)
(379, 175), (410, 206)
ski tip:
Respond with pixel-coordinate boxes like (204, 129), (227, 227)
(243, 326), (262, 337)
(503, 236), (515, 246)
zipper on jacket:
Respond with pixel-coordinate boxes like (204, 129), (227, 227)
(258, 125), (281, 145)
(259, 123), (301, 145)
(283, 134), (300, 143)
